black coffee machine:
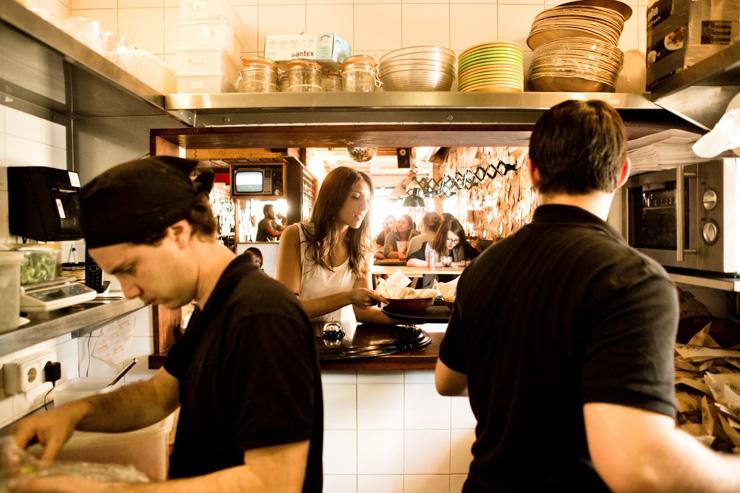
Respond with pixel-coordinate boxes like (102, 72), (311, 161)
(8, 166), (82, 241)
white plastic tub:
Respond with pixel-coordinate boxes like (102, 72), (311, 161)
(176, 48), (239, 77)
(179, 20), (240, 53)
(53, 378), (113, 407)
(0, 252), (23, 333)
(180, 0), (241, 29)
(177, 73), (236, 93)
(57, 419), (172, 481)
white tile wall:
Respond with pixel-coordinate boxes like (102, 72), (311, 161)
(358, 475), (404, 493)
(402, 4), (450, 48)
(71, 8), (118, 34)
(324, 474), (357, 493)
(318, 369), (479, 488)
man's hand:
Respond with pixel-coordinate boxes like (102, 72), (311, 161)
(349, 288), (387, 308)
(11, 402), (88, 461)
(9, 475), (116, 493)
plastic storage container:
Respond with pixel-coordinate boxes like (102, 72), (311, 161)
(121, 49), (177, 94)
(286, 59), (322, 92)
(53, 378), (115, 407)
(20, 247), (57, 285)
(56, 420), (172, 481)
(179, 20), (240, 53)
(180, 0), (240, 28)
(177, 48), (239, 76)
(60, 17), (105, 55)
(341, 55), (380, 92)
(0, 252), (24, 334)
(177, 73), (235, 93)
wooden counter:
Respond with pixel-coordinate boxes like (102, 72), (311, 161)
(149, 332), (443, 371)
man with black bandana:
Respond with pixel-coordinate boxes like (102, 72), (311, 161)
(10, 156), (323, 493)
(435, 101), (740, 492)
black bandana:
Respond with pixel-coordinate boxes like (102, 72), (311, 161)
(80, 156), (213, 248)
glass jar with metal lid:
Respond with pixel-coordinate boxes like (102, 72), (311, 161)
(341, 55), (380, 92)
(286, 59), (322, 92)
(321, 70), (342, 92)
(237, 56), (278, 93)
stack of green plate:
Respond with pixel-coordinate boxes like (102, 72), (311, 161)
(458, 42), (524, 93)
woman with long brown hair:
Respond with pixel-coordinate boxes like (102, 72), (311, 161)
(277, 166), (392, 324)
(383, 214), (418, 260)
(407, 213), (479, 287)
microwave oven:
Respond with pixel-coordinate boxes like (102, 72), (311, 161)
(231, 163), (285, 197)
(622, 158), (739, 274)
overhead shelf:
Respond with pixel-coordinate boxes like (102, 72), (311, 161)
(649, 42), (740, 131)
(0, 0), (186, 122)
(161, 91), (697, 148)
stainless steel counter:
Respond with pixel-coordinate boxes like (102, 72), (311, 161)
(2, 298), (147, 358)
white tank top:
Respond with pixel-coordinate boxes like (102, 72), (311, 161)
(298, 225), (357, 324)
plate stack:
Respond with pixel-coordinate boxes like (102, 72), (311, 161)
(526, 0), (631, 92)
(528, 38), (624, 92)
(458, 42), (524, 93)
(379, 46), (456, 91)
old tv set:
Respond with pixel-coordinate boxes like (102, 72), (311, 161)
(231, 163), (284, 197)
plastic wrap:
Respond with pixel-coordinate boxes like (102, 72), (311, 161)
(0, 437), (149, 490)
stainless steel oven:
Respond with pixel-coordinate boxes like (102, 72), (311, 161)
(623, 158), (739, 274)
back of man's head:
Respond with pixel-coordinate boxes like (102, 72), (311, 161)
(79, 156), (217, 248)
(529, 100), (627, 195)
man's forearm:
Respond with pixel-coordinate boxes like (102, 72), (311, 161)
(110, 465), (292, 493)
(77, 379), (175, 433)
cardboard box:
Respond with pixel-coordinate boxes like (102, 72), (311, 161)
(264, 33), (351, 68)
(647, 0), (739, 90)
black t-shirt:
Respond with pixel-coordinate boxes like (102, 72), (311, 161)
(439, 205), (678, 492)
(164, 256), (323, 492)
(256, 218), (278, 241)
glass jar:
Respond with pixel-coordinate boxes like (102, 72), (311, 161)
(321, 71), (342, 92)
(237, 56), (278, 93)
(286, 59), (322, 92)
(341, 55), (380, 92)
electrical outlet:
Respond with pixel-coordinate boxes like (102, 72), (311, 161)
(2, 350), (57, 395)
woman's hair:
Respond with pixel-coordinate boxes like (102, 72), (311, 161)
(421, 212), (442, 233)
(432, 213), (469, 260)
(304, 166), (373, 277)
(397, 214), (415, 239)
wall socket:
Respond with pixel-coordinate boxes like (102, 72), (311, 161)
(2, 350), (57, 395)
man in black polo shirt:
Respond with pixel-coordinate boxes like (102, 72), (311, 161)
(12, 157), (323, 493)
(435, 100), (740, 492)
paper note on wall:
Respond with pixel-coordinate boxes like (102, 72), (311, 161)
(92, 315), (134, 367)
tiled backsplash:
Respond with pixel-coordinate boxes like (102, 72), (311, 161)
(322, 370), (476, 493)
(53, 0), (648, 73)
(0, 307), (154, 429)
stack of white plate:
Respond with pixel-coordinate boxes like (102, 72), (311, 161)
(379, 46), (456, 91)
(528, 38), (623, 92)
(526, 0), (631, 92)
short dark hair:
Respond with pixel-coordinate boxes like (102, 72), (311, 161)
(529, 100), (627, 195)
(263, 204), (273, 215)
(421, 212), (442, 232)
(244, 246), (263, 267)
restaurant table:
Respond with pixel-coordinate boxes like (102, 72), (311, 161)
(371, 265), (465, 276)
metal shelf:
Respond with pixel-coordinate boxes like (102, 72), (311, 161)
(0, 0), (185, 122)
(650, 42), (740, 131)
(1, 299), (147, 358)
(166, 91), (663, 127)
(668, 272), (740, 292)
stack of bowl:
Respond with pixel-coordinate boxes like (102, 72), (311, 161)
(379, 46), (456, 91)
(525, 0), (631, 92)
(458, 41), (524, 93)
(528, 38), (624, 92)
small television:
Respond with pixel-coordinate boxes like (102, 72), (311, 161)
(231, 163), (284, 197)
